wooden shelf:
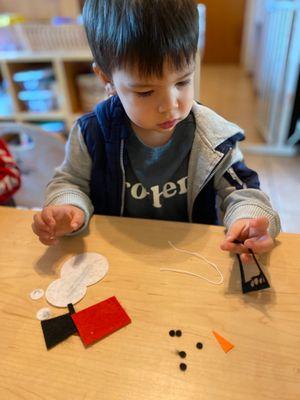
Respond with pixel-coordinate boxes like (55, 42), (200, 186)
(0, 50), (93, 131)
(0, 50), (92, 62)
(0, 115), (15, 121)
(15, 111), (65, 121)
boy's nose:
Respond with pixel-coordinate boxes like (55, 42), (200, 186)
(158, 91), (179, 113)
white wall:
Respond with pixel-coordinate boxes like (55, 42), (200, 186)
(241, 0), (267, 74)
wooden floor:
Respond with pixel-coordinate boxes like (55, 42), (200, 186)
(201, 64), (300, 233)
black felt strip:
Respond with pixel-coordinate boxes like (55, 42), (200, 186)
(67, 303), (75, 314)
(41, 304), (77, 350)
(233, 240), (270, 293)
(236, 250), (270, 293)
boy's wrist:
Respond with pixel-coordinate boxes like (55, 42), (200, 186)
(224, 204), (281, 239)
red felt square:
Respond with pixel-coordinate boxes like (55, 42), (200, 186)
(71, 296), (131, 345)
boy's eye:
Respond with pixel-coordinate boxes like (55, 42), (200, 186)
(136, 90), (154, 97)
(176, 79), (192, 87)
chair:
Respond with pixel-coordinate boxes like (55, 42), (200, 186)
(0, 122), (65, 208)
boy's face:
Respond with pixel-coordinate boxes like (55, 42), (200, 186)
(98, 61), (195, 138)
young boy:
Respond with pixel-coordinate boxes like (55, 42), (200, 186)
(32, 0), (280, 263)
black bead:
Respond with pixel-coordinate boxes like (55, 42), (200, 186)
(178, 351), (186, 358)
(175, 330), (182, 337)
(179, 363), (187, 371)
(169, 330), (175, 337)
(196, 342), (203, 349)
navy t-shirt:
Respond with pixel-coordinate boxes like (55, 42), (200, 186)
(124, 112), (195, 222)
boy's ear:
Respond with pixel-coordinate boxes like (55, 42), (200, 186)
(92, 63), (116, 97)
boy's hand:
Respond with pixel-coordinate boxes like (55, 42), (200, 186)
(32, 205), (85, 245)
(220, 216), (274, 263)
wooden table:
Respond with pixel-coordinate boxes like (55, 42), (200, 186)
(0, 206), (299, 399)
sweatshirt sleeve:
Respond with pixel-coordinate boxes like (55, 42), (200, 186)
(214, 148), (281, 239)
(44, 122), (94, 232)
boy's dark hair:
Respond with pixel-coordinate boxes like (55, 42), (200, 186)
(83, 0), (199, 78)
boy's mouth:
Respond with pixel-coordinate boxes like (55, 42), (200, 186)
(157, 119), (179, 130)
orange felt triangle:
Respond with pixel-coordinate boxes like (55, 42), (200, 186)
(212, 331), (234, 353)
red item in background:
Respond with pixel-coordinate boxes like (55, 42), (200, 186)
(71, 296), (131, 346)
(0, 139), (21, 203)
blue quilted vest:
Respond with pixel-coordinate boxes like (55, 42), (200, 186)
(77, 95), (248, 225)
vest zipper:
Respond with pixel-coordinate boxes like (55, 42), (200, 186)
(189, 148), (233, 221)
(120, 139), (126, 216)
(228, 167), (247, 188)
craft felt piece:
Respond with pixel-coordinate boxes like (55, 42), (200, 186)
(236, 252), (270, 293)
(212, 331), (234, 353)
(233, 240), (270, 293)
(45, 252), (109, 307)
(71, 296), (131, 346)
(41, 304), (77, 350)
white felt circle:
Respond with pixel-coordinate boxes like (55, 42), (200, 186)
(30, 288), (44, 300)
(60, 252), (109, 286)
(36, 307), (52, 320)
(46, 276), (87, 307)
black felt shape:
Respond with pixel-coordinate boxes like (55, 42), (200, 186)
(67, 303), (75, 314)
(175, 330), (182, 337)
(196, 342), (203, 349)
(233, 240), (270, 293)
(236, 252), (270, 293)
(41, 304), (77, 350)
(179, 363), (187, 371)
(169, 330), (175, 337)
(178, 351), (186, 358)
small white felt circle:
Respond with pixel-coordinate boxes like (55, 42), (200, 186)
(60, 252), (109, 286)
(30, 288), (44, 300)
(45, 275), (87, 307)
(36, 307), (52, 320)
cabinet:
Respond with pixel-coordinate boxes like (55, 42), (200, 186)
(0, 50), (96, 132)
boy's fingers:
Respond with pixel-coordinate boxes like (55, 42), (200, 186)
(225, 220), (250, 243)
(41, 208), (56, 228)
(33, 206), (84, 244)
(33, 226), (58, 245)
(39, 236), (59, 246)
(249, 216), (269, 235)
(70, 211), (84, 231)
(220, 241), (249, 254)
(43, 207), (76, 236)
(36, 228), (56, 242)
(32, 214), (52, 233)
(240, 253), (253, 264)
(31, 222), (50, 236)
(244, 236), (274, 254)
(225, 226), (243, 242)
